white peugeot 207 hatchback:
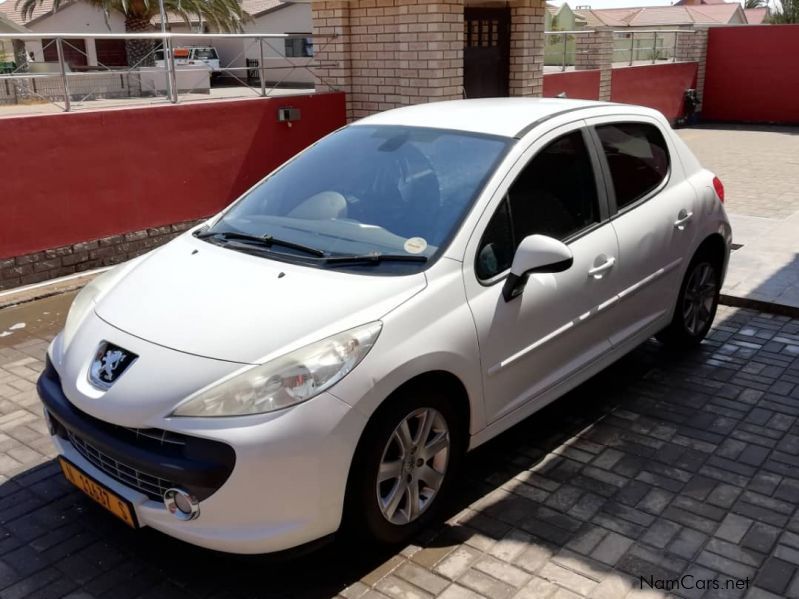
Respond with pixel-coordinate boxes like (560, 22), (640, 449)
(38, 98), (731, 554)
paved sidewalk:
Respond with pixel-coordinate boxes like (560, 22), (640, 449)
(1, 298), (799, 598)
(678, 125), (799, 312)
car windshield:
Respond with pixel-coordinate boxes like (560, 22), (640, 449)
(205, 125), (512, 274)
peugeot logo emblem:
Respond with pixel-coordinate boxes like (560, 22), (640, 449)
(89, 341), (138, 390)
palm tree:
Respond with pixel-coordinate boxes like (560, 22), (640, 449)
(16, 0), (249, 67)
(769, 0), (799, 22)
(744, 0), (766, 8)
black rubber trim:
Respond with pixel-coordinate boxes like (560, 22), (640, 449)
(514, 104), (609, 139)
(502, 256), (574, 302)
(37, 357), (235, 501)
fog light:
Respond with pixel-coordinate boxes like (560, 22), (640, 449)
(163, 488), (200, 521)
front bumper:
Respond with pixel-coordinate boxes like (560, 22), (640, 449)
(38, 356), (368, 554)
(39, 358), (235, 501)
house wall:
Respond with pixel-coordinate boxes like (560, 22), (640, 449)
(0, 92), (346, 288)
(24, 4), (126, 65)
(174, 3), (313, 84)
(702, 24), (799, 124)
(311, 0), (467, 121)
(543, 4), (580, 66)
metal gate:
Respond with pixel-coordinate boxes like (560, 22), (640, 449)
(464, 7), (510, 99)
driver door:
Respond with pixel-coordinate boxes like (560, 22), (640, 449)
(463, 123), (623, 425)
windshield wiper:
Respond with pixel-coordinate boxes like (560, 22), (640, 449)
(196, 231), (326, 258)
(323, 253), (429, 266)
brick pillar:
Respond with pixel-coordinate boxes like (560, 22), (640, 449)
(508, 0), (546, 97)
(675, 26), (709, 110)
(312, 1), (355, 120)
(575, 27), (613, 101)
(311, 0), (464, 121)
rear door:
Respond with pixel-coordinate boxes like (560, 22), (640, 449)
(586, 116), (700, 347)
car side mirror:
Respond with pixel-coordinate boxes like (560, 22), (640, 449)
(502, 235), (573, 302)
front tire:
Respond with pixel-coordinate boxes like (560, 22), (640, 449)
(345, 387), (465, 545)
(657, 252), (721, 347)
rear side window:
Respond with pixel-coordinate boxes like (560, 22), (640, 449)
(595, 122), (670, 210)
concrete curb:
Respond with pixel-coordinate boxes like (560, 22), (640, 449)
(0, 268), (108, 311)
(720, 294), (799, 319)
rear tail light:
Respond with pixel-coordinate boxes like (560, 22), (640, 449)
(712, 176), (725, 203)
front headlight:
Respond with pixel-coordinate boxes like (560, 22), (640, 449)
(172, 322), (383, 417)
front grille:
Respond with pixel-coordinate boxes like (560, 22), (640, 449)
(39, 356), (236, 502)
(123, 427), (187, 447)
(68, 430), (176, 501)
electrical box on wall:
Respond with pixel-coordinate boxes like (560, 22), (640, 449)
(278, 107), (301, 123)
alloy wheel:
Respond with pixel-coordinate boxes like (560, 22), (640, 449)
(682, 262), (717, 336)
(376, 407), (450, 526)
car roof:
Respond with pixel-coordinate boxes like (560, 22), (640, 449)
(354, 98), (659, 139)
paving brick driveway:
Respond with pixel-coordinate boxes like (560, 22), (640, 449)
(1, 301), (799, 599)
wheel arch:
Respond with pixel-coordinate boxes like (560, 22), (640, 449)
(356, 370), (472, 453)
(695, 232), (728, 268)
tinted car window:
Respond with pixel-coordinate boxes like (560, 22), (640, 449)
(476, 198), (513, 280)
(476, 130), (600, 280)
(595, 122), (670, 210)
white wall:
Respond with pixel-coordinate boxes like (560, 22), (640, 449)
(246, 3), (313, 85)
(24, 3), (125, 65)
(176, 3), (313, 84)
(16, 0), (312, 81)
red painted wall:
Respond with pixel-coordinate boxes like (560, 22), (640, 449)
(611, 62), (698, 123)
(0, 93), (346, 259)
(703, 25), (799, 124)
(543, 70), (600, 100)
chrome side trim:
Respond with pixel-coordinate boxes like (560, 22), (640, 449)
(488, 257), (681, 375)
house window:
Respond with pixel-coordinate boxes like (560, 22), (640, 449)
(285, 36), (313, 58)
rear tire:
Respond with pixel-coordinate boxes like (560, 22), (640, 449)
(657, 251), (722, 347)
(344, 386), (465, 546)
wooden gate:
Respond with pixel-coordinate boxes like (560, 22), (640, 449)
(464, 7), (510, 99)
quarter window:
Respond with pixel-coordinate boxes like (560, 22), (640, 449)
(475, 130), (600, 280)
(595, 122), (670, 210)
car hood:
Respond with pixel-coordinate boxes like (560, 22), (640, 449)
(94, 234), (427, 364)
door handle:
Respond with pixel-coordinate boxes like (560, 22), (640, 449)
(588, 256), (616, 279)
(674, 210), (694, 230)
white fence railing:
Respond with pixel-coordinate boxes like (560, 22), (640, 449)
(0, 32), (326, 112)
(544, 29), (699, 71)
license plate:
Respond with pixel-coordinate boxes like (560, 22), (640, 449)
(59, 457), (139, 528)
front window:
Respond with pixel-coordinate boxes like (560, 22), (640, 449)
(285, 37), (313, 58)
(205, 125), (511, 274)
(476, 129), (600, 280)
